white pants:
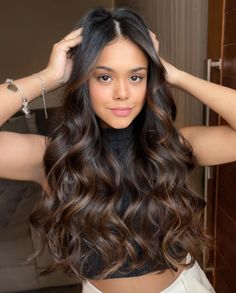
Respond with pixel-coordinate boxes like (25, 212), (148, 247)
(82, 259), (215, 293)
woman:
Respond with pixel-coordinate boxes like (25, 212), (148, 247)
(0, 6), (234, 293)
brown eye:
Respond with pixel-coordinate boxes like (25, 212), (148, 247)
(130, 75), (143, 82)
(97, 75), (112, 82)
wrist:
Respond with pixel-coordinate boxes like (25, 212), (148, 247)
(37, 68), (63, 92)
(171, 70), (190, 88)
(160, 58), (184, 87)
(167, 69), (186, 87)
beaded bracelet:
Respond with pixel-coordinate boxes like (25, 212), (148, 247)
(5, 73), (48, 119)
(5, 78), (30, 118)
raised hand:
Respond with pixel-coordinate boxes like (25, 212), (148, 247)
(149, 29), (180, 86)
(42, 28), (83, 89)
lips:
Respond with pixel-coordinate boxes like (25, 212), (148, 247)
(109, 107), (132, 117)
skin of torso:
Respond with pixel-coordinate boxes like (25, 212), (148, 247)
(88, 264), (185, 293)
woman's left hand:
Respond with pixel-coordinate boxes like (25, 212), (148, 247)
(149, 30), (181, 86)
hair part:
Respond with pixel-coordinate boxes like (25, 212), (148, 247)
(114, 20), (122, 36)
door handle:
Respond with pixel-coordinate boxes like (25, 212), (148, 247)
(205, 58), (221, 180)
(203, 59), (221, 271)
(207, 58), (221, 83)
(206, 59), (221, 127)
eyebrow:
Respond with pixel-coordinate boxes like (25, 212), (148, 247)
(95, 66), (148, 72)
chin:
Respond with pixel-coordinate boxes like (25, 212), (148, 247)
(101, 119), (133, 129)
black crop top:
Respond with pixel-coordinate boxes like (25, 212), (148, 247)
(83, 122), (164, 279)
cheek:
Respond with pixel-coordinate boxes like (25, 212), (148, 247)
(89, 83), (112, 108)
(135, 84), (147, 105)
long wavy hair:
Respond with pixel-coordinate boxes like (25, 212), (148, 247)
(31, 6), (207, 281)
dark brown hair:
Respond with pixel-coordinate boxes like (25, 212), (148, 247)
(31, 6), (207, 281)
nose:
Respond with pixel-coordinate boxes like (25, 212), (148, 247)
(113, 79), (129, 100)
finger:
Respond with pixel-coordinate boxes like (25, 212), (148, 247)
(149, 32), (159, 53)
(148, 30), (156, 38)
(61, 36), (83, 49)
(63, 27), (83, 41)
(150, 33), (158, 41)
(148, 29), (154, 35)
(54, 35), (83, 58)
(148, 30), (158, 41)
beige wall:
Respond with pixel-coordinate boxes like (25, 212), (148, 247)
(0, 0), (113, 109)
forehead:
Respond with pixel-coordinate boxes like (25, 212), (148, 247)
(95, 37), (148, 69)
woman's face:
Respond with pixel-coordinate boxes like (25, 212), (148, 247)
(88, 37), (148, 129)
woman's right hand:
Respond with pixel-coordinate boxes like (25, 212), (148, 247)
(39, 28), (83, 90)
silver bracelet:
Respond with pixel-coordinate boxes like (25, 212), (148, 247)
(35, 73), (48, 119)
(5, 78), (30, 118)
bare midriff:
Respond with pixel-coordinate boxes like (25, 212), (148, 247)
(88, 264), (185, 293)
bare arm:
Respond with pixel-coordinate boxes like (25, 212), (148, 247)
(0, 70), (57, 127)
(172, 70), (236, 131)
(170, 68), (236, 166)
(149, 31), (236, 166)
(0, 28), (82, 184)
(171, 68), (236, 166)
(0, 132), (47, 184)
(0, 28), (83, 127)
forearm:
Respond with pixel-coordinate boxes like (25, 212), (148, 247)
(0, 28), (82, 127)
(0, 69), (58, 127)
(174, 70), (236, 129)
